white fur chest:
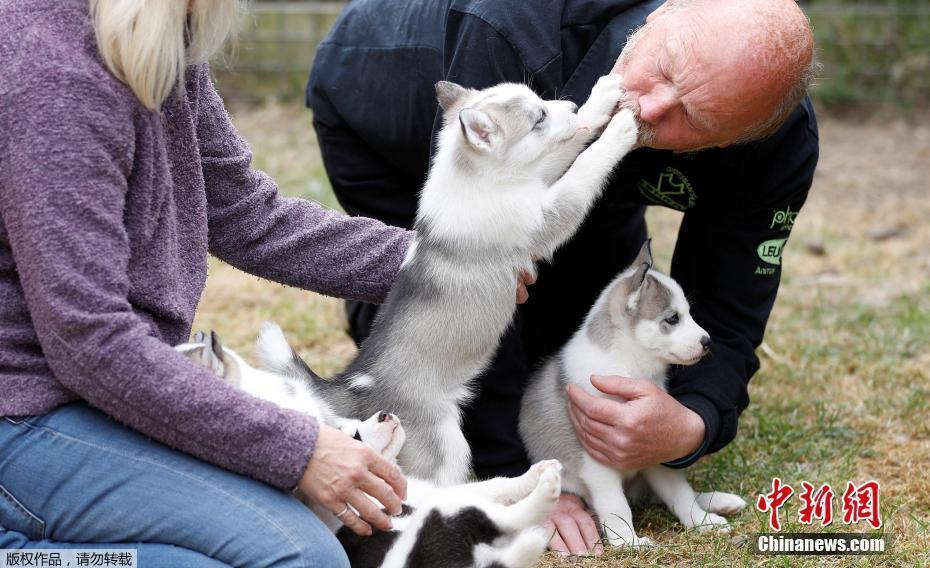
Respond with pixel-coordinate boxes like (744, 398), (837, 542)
(417, 176), (544, 250)
(561, 332), (669, 398)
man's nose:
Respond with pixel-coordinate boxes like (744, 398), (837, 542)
(636, 85), (678, 125)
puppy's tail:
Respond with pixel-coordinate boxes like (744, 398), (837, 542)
(256, 322), (324, 384)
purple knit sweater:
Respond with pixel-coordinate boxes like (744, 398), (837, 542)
(0, 0), (412, 490)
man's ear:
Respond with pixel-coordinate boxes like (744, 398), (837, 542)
(435, 81), (470, 112)
(459, 108), (499, 152)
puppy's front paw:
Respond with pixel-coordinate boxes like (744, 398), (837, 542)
(580, 74), (625, 129)
(603, 108), (638, 156)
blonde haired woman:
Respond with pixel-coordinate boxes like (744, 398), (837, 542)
(0, 1), (411, 565)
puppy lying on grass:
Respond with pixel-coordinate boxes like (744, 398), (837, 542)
(178, 331), (562, 568)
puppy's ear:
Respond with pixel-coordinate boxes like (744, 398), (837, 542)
(609, 240), (655, 319)
(459, 108), (499, 152)
(631, 239), (654, 278)
(193, 330), (206, 344)
(435, 81), (469, 111)
(209, 330), (227, 364)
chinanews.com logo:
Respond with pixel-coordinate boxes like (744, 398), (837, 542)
(753, 477), (888, 555)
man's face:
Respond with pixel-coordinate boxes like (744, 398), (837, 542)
(613, 4), (780, 151)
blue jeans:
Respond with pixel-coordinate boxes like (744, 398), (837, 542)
(0, 402), (349, 567)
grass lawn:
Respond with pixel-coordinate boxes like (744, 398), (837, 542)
(193, 101), (930, 566)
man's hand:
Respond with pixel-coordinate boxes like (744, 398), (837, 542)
(516, 269), (536, 304)
(541, 493), (604, 556)
(566, 375), (705, 470)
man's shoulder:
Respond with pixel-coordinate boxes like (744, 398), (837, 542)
(448, 0), (653, 72)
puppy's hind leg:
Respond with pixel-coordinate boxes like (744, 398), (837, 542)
(477, 462), (562, 533)
(695, 491), (748, 516)
(642, 466), (730, 532)
(473, 529), (549, 568)
(452, 460), (561, 505)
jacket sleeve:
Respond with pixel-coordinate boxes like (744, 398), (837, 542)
(0, 64), (319, 491)
(192, 65), (413, 304)
(664, 103), (820, 467)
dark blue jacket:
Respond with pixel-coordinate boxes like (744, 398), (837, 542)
(308, 0), (819, 476)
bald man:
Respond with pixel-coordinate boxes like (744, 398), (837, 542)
(307, 0), (818, 554)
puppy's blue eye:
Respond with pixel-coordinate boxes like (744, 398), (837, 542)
(664, 313), (679, 326)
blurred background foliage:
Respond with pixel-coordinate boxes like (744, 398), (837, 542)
(214, 0), (930, 109)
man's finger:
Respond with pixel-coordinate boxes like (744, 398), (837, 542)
(348, 488), (393, 532)
(547, 529), (570, 556)
(566, 390), (616, 439)
(368, 456), (407, 500)
(566, 384), (622, 424)
(572, 507), (603, 555)
(554, 513), (590, 556)
(590, 374), (649, 399)
(568, 402), (617, 442)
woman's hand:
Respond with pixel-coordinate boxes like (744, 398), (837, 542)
(299, 424), (407, 536)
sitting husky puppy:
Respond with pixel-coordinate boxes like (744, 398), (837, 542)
(260, 76), (638, 485)
(519, 241), (747, 548)
(177, 331), (562, 568)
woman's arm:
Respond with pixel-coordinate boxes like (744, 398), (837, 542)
(0, 64), (318, 491)
(190, 65), (413, 304)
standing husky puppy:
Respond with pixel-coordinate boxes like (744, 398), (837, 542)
(262, 76), (638, 485)
(178, 331), (563, 568)
(519, 241), (747, 547)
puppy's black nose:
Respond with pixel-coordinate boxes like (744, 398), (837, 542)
(700, 335), (712, 350)
(378, 411), (390, 423)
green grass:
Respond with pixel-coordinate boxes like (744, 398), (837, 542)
(193, 102), (930, 566)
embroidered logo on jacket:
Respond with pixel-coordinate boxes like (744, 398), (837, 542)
(637, 167), (695, 211)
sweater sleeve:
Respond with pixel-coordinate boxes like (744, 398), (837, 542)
(192, 65), (413, 304)
(0, 64), (319, 491)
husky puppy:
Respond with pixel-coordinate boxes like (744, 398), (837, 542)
(178, 331), (563, 568)
(261, 76), (638, 485)
(519, 241), (748, 547)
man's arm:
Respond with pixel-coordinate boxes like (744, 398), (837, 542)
(665, 101), (820, 466)
(565, 101), (819, 471)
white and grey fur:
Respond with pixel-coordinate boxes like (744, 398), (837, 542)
(260, 76), (638, 485)
(178, 332), (562, 568)
(519, 241), (748, 547)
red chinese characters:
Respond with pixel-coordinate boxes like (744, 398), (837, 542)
(841, 480), (882, 529)
(757, 478), (883, 531)
(756, 477), (795, 531)
(798, 481), (835, 526)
